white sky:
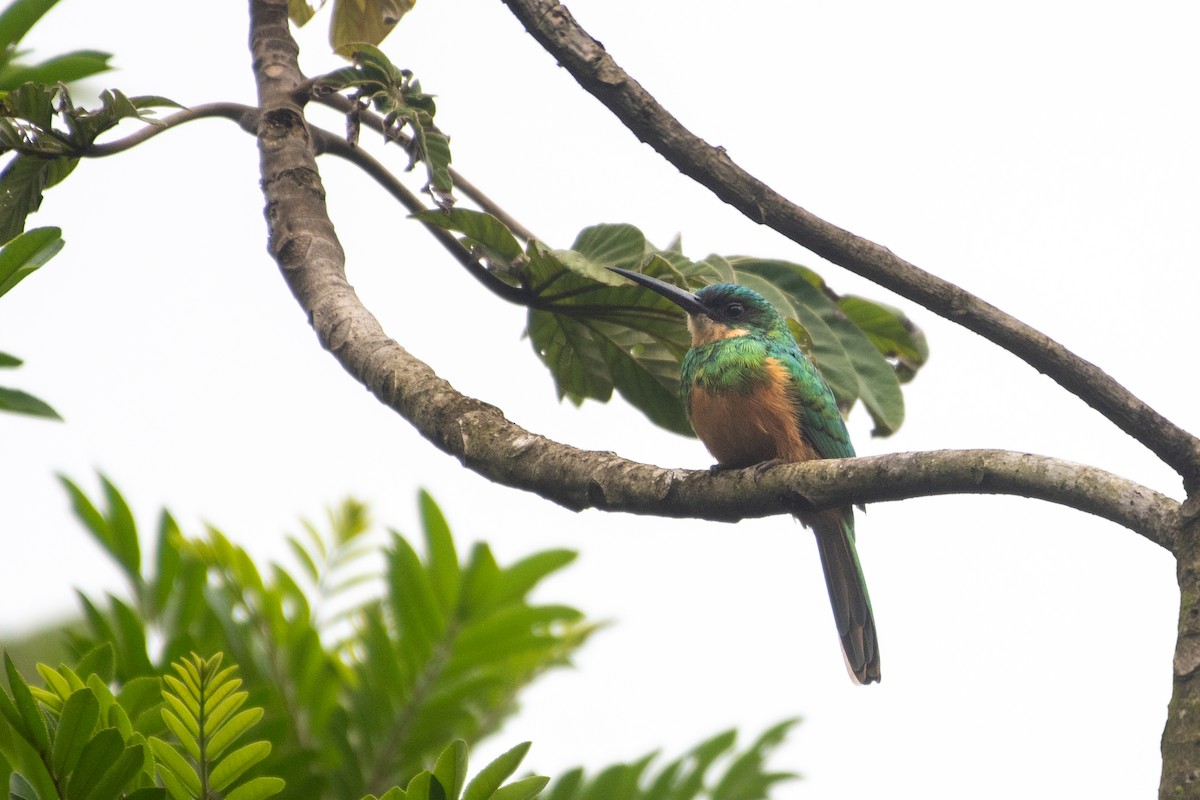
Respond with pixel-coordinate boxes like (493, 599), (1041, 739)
(2, 1), (1197, 797)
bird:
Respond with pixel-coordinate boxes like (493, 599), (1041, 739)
(609, 266), (880, 684)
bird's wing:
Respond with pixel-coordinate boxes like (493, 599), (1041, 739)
(776, 344), (856, 460)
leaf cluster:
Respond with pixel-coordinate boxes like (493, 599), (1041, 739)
(0, 0), (110, 92)
(319, 46), (452, 207)
(47, 477), (595, 798)
(547, 721), (798, 800)
(2, 646), (173, 800)
(0, 226), (64, 419)
(417, 210), (928, 437)
(0, 83), (179, 243)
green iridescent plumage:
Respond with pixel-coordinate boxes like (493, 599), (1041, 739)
(611, 269), (881, 684)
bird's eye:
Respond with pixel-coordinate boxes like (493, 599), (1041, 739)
(726, 302), (745, 318)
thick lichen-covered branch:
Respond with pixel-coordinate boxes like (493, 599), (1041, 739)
(498, 0), (1200, 491)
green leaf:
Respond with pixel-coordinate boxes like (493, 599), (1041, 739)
(148, 736), (201, 798)
(493, 551), (576, 605)
(74, 742), (143, 800)
(0, 226), (64, 297)
(74, 644), (115, 685)
(432, 740), (468, 800)
(330, 0), (413, 51)
(0, 387), (60, 419)
(123, 789), (168, 800)
(64, 727), (122, 800)
(411, 209), (523, 266)
(0, 50), (112, 89)
(205, 707), (263, 761)
(462, 742), (531, 800)
(4, 653), (49, 753)
(160, 710), (198, 760)
(50, 689), (100, 777)
(489, 775), (549, 800)
(209, 741), (271, 792)
(0, 0), (58, 50)
(288, 0), (320, 25)
(9, 771), (40, 800)
(419, 491), (460, 616)
(570, 224), (646, 274)
(100, 475), (141, 581)
(0, 351), (21, 367)
(222, 776), (285, 800)
(0, 156), (76, 245)
(386, 531), (446, 649)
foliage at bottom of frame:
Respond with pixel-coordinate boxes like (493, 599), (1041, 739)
(0, 475), (798, 799)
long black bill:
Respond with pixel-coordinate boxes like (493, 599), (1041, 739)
(608, 267), (711, 316)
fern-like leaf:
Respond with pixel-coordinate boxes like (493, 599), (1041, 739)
(149, 654), (281, 800)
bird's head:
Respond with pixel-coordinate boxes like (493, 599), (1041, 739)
(609, 267), (789, 345)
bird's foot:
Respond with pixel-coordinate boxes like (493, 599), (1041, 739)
(751, 458), (785, 478)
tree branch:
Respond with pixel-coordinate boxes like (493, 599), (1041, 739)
(497, 0), (1200, 491)
(85, 103), (260, 156)
(247, 0), (1175, 554)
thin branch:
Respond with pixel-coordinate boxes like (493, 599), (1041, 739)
(248, 0), (1176, 554)
(311, 89), (539, 241)
(85, 103), (259, 157)
(498, 0), (1200, 491)
(313, 129), (533, 305)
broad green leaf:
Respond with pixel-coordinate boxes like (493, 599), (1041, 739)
(0, 352), (20, 367)
(209, 740), (271, 792)
(432, 740), (468, 800)
(287, 0), (321, 25)
(461, 742), (531, 800)
(222, 776), (285, 800)
(0, 386), (61, 419)
(0, 226), (63, 297)
(838, 295), (929, 382)
(330, 0), (413, 52)
(50, 689), (100, 777)
(411, 209), (523, 265)
(570, 224), (646, 273)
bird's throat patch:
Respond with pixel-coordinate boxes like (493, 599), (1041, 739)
(687, 315), (750, 346)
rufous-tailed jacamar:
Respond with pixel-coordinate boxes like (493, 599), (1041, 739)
(610, 267), (880, 684)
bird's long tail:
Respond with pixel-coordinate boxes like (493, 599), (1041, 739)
(809, 508), (880, 684)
